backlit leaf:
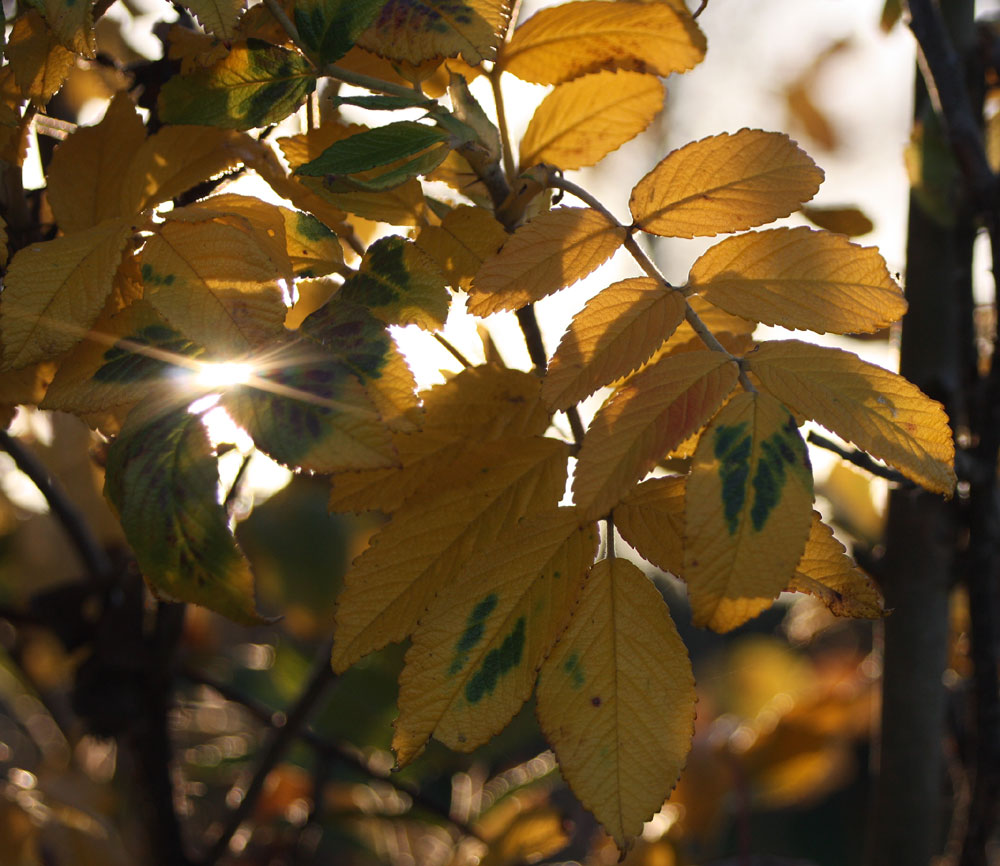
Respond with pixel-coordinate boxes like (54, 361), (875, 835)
(537, 558), (694, 848)
(480, 809), (569, 866)
(7, 10), (75, 104)
(502, 0), (705, 85)
(573, 350), (739, 520)
(357, 0), (513, 66)
(105, 404), (264, 623)
(788, 514), (886, 619)
(338, 235), (449, 330)
(328, 365), (550, 513)
(293, 0), (384, 63)
(1, 217), (134, 370)
(613, 475), (685, 576)
(158, 41), (315, 129)
(177, 0), (246, 39)
(746, 340), (956, 494)
(332, 437), (570, 671)
(416, 205), (508, 291)
(688, 227), (906, 334)
(47, 93), (146, 233)
(282, 209), (344, 277)
(685, 391), (814, 632)
(543, 277), (686, 410)
(393, 509), (598, 764)
(42, 300), (205, 414)
(630, 129), (823, 238)
(800, 204), (874, 237)
(119, 126), (254, 215)
(468, 207), (626, 316)
(25, 0), (95, 57)
(296, 121), (450, 177)
(519, 70), (663, 171)
(140, 219), (286, 357)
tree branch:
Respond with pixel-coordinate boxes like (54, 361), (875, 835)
(805, 431), (912, 486)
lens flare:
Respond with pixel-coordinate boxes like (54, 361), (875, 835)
(193, 362), (255, 390)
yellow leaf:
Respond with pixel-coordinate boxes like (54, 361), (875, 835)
(177, 0), (247, 39)
(328, 365), (550, 513)
(415, 205), (508, 291)
(332, 436), (569, 671)
(746, 340), (956, 494)
(537, 558), (695, 849)
(281, 208), (344, 277)
(357, 0), (512, 66)
(286, 277), (337, 330)
(1, 217), (135, 370)
(47, 93), (147, 233)
(613, 475), (685, 576)
(479, 808), (570, 866)
(519, 70), (664, 171)
(393, 508), (598, 764)
(573, 350), (739, 520)
(501, 0), (705, 85)
(468, 207), (626, 316)
(800, 204), (874, 237)
(629, 129), (824, 238)
(139, 220), (286, 356)
(7, 11), (75, 104)
(119, 127), (254, 215)
(688, 227), (906, 334)
(41, 299), (203, 416)
(543, 277), (686, 410)
(29, 0), (96, 58)
(685, 391), (814, 632)
(788, 514), (886, 619)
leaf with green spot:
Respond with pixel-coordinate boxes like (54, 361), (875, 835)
(685, 390), (814, 632)
(338, 235), (449, 330)
(158, 41), (316, 129)
(392, 508), (598, 766)
(537, 558), (695, 849)
(104, 402), (266, 624)
(296, 121), (451, 177)
(293, 0), (386, 64)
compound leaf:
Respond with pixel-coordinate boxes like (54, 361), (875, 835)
(519, 70), (664, 171)
(543, 277), (686, 410)
(746, 340), (956, 494)
(573, 350), (739, 520)
(468, 207), (626, 316)
(393, 508), (598, 765)
(502, 0), (705, 85)
(685, 391), (814, 632)
(630, 129), (823, 238)
(537, 558), (695, 849)
(688, 227), (906, 334)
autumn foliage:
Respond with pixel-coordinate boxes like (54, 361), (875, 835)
(0, 0), (956, 857)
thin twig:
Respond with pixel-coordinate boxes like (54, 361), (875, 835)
(565, 406), (585, 448)
(489, 66), (516, 180)
(434, 333), (473, 368)
(200, 640), (338, 864)
(515, 305), (548, 374)
(0, 430), (111, 582)
(693, 0), (709, 19)
(223, 454), (253, 515)
(806, 431), (911, 485)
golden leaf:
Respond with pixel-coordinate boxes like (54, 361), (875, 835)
(630, 129), (824, 238)
(800, 204), (874, 237)
(176, 0), (247, 39)
(788, 514), (886, 619)
(47, 93), (147, 233)
(1, 218), (134, 370)
(502, 0), (705, 85)
(139, 220), (286, 356)
(688, 227), (906, 334)
(685, 391), (814, 632)
(613, 474), (686, 576)
(519, 70), (664, 171)
(537, 558), (695, 849)
(30, 0), (96, 58)
(7, 10), (75, 104)
(573, 350), (739, 520)
(746, 340), (956, 494)
(416, 205), (508, 291)
(331, 437), (571, 672)
(543, 277), (686, 410)
(468, 207), (626, 316)
(393, 508), (598, 765)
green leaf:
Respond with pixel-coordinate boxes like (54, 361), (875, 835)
(331, 93), (433, 111)
(158, 41), (316, 130)
(104, 403), (266, 624)
(295, 121), (450, 176)
(338, 235), (449, 330)
(319, 144), (452, 192)
(294, 0), (386, 64)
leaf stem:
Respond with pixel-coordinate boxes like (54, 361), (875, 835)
(805, 431), (910, 485)
(434, 333), (472, 368)
(489, 66), (516, 180)
(605, 515), (616, 560)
